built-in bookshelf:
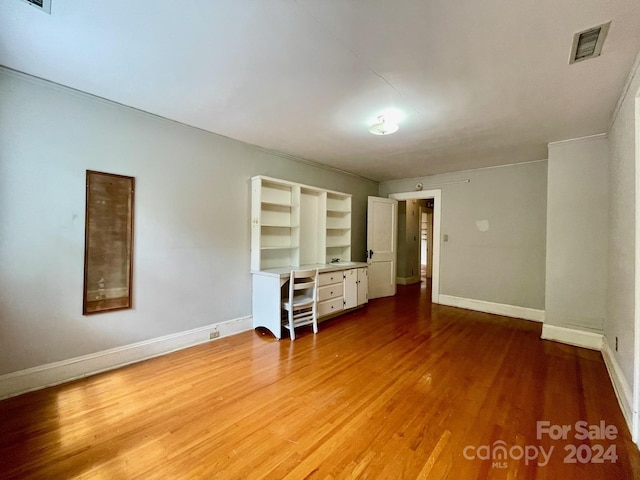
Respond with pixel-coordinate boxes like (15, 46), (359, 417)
(325, 192), (351, 264)
(251, 176), (352, 271)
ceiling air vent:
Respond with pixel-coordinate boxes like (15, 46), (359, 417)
(569, 22), (610, 64)
(18, 0), (51, 14)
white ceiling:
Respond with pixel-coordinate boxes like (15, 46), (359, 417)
(2, 0), (640, 181)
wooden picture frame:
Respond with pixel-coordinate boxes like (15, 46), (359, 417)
(83, 170), (135, 315)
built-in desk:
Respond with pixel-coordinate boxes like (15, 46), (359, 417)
(252, 262), (368, 339)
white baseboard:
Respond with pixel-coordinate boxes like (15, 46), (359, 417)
(0, 315), (253, 400)
(541, 324), (604, 351)
(601, 338), (633, 430)
(438, 294), (545, 322)
(540, 327), (634, 442)
(397, 275), (421, 285)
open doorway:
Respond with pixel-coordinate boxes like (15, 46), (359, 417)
(396, 199), (434, 291)
(388, 190), (441, 304)
(420, 200), (434, 283)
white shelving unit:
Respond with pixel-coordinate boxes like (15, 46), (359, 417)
(325, 192), (351, 264)
(251, 176), (352, 271)
(251, 178), (300, 270)
(251, 176), (366, 340)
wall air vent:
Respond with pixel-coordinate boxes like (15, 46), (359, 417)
(569, 22), (610, 64)
(18, 0), (51, 14)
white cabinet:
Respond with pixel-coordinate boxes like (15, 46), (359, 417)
(318, 271), (344, 318)
(344, 267), (368, 310)
(252, 264), (368, 339)
(356, 267), (368, 306)
(317, 267), (367, 319)
(251, 176), (352, 271)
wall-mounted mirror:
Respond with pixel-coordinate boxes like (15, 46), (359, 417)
(83, 170), (135, 314)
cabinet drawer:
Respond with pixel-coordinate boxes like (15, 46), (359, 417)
(317, 283), (343, 302)
(318, 297), (344, 317)
(318, 271), (343, 286)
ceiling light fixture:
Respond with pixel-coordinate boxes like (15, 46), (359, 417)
(369, 115), (399, 135)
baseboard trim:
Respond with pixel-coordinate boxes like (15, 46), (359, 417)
(601, 338), (633, 430)
(396, 275), (421, 285)
(541, 324), (604, 351)
(438, 294), (545, 322)
(0, 315), (253, 400)
(540, 326), (634, 441)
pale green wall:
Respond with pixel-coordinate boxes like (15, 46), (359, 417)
(606, 59), (640, 388)
(545, 135), (609, 333)
(380, 161), (548, 310)
(0, 69), (378, 374)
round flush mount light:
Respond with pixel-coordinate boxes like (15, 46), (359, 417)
(368, 114), (399, 135)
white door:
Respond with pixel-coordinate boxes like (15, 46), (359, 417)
(367, 196), (398, 299)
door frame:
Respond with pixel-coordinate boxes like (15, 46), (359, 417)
(388, 189), (441, 303)
(633, 90), (640, 445)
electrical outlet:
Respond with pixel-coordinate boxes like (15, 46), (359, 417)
(210, 330), (220, 340)
(615, 336), (618, 352)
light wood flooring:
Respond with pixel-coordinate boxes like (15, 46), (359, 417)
(1, 282), (639, 479)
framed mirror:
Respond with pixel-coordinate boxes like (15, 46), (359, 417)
(83, 170), (135, 314)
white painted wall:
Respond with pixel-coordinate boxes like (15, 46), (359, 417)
(606, 58), (640, 389)
(0, 69), (378, 375)
(545, 135), (610, 333)
(380, 161), (547, 310)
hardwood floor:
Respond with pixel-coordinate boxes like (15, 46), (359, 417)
(1, 283), (639, 479)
